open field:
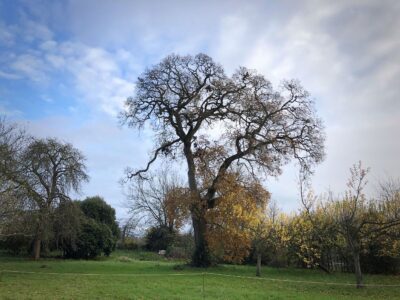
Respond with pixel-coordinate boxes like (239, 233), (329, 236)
(0, 251), (399, 299)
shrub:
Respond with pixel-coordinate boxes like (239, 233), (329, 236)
(63, 219), (114, 259)
(79, 196), (120, 239)
(145, 226), (175, 251)
(0, 234), (30, 255)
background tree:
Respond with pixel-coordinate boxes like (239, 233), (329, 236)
(303, 162), (400, 288)
(252, 201), (290, 276)
(329, 163), (371, 288)
(80, 196), (120, 239)
(144, 225), (176, 251)
(122, 53), (325, 266)
(252, 217), (268, 277)
(0, 118), (30, 239)
(127, 168), (190, 232)
(119, 215), (143, 249)
(0, 137), (88, 259)
(64, 218), (114, 259)
(53, 201), (84, 256)
(62, 197), (119, 258)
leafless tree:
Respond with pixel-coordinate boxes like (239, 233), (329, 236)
(121, 53), (325, 266)
(127, 167), (189, 232)
(119, 215), (143, 246)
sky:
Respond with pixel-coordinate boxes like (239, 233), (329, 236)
(1, 0), (399, 219)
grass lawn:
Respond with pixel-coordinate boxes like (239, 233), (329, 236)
(0, 250), (399, 299)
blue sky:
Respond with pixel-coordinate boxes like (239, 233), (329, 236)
(1, 0), (399, 219)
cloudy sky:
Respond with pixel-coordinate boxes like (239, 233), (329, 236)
(1, 0), (399, 218)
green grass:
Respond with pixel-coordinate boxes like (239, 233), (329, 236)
(0, 250), (399, 299)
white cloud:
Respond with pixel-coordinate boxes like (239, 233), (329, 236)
(3, 35), (137, 116)
(0, 22), (15, 46)
(10, 54), (49, 83)
(21, 17), (53, 42)
(206, 0), (400, 207)
(0, 70), (21, 80)
(57, 44), (135, 116)
(41, 95), (53, 103)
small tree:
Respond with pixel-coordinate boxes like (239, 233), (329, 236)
(62, 197), (119, 258)
(252, 201), (290, 276)
(119, 215), (142, 249)
(80, 196), (120, 239)
(252, 218), (268, 277)
(305, 162), (400, 288)
(64, 218), (114, 259)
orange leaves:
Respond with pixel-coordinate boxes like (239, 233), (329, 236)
(164, 187), (191, 231)
(205, 173), (269, 263)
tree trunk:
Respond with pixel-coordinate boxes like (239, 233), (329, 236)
(33, 216), (44, 260)
(184, 142), (212, 267)
(191, 211), (211, 267)
(33, 237), (41, 260)
(121, 225), (127, 247)
(256, 253), (262, 277)
(353, 250), (364, 288)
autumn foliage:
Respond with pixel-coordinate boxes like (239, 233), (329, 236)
(205, 173), (270, 263)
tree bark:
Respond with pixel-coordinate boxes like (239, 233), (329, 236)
(184, 142), (212, 267)
(33, 215), (44, 260)
(33, 236), (41, 260)
(256, 253), (262, 277)
(191, 211), (211, 267)
(353, 250), (364, 288)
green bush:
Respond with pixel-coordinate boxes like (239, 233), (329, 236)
(0, 234), (30, 255)
(79, 196), (120, 239)
(145, 226), (175, 251)
(64, 219), (114, 259)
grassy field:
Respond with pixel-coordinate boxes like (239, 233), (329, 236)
(0, 250), (399, 299)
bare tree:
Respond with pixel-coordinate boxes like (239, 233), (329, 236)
(0, 136), (89, 259)
(127, 167), (189, 232)
(120, 215), (143, 246)
(122, 53), (325, 266)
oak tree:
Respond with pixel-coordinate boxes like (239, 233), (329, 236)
(122, 53), (325, 266)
